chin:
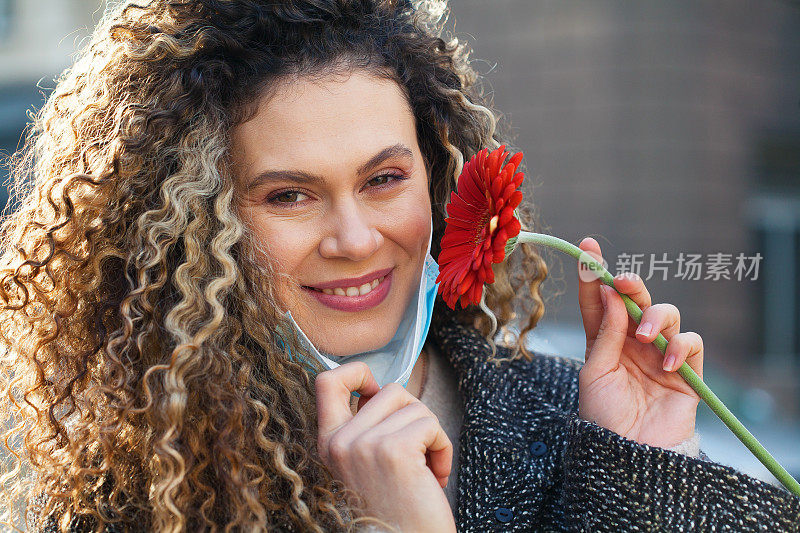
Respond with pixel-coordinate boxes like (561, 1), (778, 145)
(323, 337), (393, 357)
(312, 325), (395, 357)
(293, 294), (407, 356)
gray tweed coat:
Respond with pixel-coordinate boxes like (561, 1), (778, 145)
(30, 303), (800, 532)
(427, 303), (800, 532)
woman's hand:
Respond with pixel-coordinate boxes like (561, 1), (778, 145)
(315, 361), (456, 533)
(576, 237), (704, 449)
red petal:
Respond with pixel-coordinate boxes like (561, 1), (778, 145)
(472, 254), (483, 270)
(460, 270), (476, 294)
(454, 262), (470, 284)
(439, 244), (475, 264)
(493, 229), (508, 249)
(441, 229), (475, 248)
(444, 216), (476, 231)
(507, 151), (523, 172)
(501, 183), (517, 200)
(505, 218), (521, 237)
(461, 163), (488, 208)
(447, 198), (484, 222)
(487, 146), (505, 181)
(501, 165), (514, 186)
(498, 207), (514, 227)
(491, 176), (504, 201)
(470, 283), (483, 305)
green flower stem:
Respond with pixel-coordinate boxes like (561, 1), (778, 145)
(516, 231), (800, 498)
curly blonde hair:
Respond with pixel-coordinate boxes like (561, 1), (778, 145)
(0, 0), (550, 531)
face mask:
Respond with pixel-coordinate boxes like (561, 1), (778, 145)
(277, 220), (439, 389)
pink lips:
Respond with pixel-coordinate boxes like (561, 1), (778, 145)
(307, 267), (394, 290)
(303, 269), (393, 312)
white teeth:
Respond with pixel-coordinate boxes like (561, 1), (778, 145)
(315, 275), (386, 297)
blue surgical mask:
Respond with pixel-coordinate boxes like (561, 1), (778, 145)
(277, 220), (439, 389)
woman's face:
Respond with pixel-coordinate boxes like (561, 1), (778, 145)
(231, 69), (432, 356)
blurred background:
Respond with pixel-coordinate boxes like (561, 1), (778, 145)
(0, 0), (798, 491)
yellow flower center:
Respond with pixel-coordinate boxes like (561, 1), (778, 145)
(489, 215), (499, 234)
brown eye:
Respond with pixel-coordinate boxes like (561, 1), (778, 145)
(367, 173), (407, 188)
(267, 189), (309, 207)
(370, 175), (391, 186)
(274, 191), (301, 203)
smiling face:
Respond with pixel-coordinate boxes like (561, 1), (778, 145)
(231, 69), (432, 356)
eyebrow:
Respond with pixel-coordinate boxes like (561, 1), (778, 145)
(245, 143), (414, 192)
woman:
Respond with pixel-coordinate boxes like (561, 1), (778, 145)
(1, 0), (798, 531)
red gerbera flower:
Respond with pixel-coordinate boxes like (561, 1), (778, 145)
(436, 145), (525, 309)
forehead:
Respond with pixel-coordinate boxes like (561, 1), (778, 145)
(231, 70), (419, 176)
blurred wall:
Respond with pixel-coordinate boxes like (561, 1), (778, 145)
(449, 0), (800, 416)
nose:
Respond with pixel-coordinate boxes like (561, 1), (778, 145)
(318, 204), (384, 261)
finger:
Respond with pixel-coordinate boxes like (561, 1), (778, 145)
(357, 392), (371, 411)
(391, 416), (453, 483)
(608, 271), (653, 337)
(662, 331), (703, 379)
(346, 382), (419, 434)
(611, 272), (652, 313)
(315, 361), (381, 438)
(585, 284), (629, 372)
(365, 402), (451, 481)
(577, 237), (607, 344)
(427, 452), (450, 488)
(634, 303), (681, 345)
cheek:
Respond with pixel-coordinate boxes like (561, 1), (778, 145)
(250, 223), (315, 313)
(386, 196), (431, 254)
(249, 219), (317, 289)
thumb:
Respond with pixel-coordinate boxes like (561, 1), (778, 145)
(585, 284), (628, 373)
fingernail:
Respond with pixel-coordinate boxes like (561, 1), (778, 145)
(599, 286), (607, 308)
(663, 355), (676, 371)
(636, 322), (653, 337)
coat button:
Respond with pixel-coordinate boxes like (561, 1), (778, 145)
(530, 441), (547, 456)
(494, 507), (514, 523)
